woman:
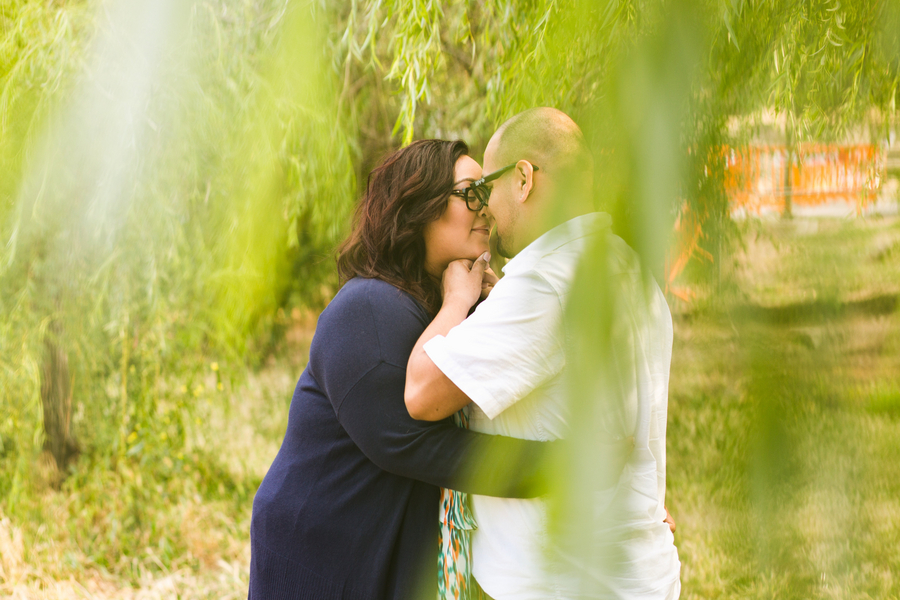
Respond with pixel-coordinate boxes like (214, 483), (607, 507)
(249, 140), (546, 600)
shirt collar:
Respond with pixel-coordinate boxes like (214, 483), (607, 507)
(501, 212), (612, 276)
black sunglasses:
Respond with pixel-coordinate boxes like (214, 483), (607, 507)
(450, 162), (540, 211)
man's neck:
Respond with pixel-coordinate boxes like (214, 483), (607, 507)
(519, 204), (594, 253)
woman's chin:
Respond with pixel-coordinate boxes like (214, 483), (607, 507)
(446, 245), (489, 266)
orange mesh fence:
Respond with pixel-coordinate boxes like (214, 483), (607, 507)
(664, 144), (885, 301)
(725, 144), (884, 213)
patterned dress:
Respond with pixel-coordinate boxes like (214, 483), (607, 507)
(437, 409), (485, 600)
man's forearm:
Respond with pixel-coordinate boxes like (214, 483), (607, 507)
(405, 299), (473, 421)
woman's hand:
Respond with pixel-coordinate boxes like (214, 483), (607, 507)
(407, 253), (491, 421)
(441, 252), (491, 310)
(664, 506), (676, 534)
(481, 266), (499, 300)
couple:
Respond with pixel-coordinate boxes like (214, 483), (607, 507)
(248, 108), (681, 599)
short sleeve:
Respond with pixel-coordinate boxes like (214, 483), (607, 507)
(423, 271), (565, 419)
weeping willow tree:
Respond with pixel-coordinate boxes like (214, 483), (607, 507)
(335, 0), (900, 597)
(1, 0), (899, 591)
(0, 0), (356, 537)
(335, 0), (898, 264)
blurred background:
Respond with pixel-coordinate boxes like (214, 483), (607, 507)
(1, 0), (899, 597)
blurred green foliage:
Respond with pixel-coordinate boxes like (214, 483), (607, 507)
(1, 0), (899, 591)
(665, 216), (900, 598)
(0, 0), (356, 572)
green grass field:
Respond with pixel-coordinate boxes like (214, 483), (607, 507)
(669, 215), (900, 599)
(2, 216), (899, 598)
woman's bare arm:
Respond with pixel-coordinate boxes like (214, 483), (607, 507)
(405, 253), (490, 421)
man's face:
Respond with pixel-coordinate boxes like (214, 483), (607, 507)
(482, 138), (519, 258)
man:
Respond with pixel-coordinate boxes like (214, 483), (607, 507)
(405, 107), (680, 598)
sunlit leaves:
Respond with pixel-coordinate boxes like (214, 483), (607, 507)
(0, 0), (355, 531)
(1, 0), (898, 584)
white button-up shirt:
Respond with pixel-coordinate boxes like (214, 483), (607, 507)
(424, 212), (681, 599)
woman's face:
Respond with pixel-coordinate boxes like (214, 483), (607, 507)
(423, 155), (492, 278)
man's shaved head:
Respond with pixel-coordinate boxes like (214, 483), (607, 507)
(483, 107), (595, 258)
(490, 107), (593, 182)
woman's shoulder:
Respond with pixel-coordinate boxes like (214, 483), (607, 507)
(314, 277), (430, 369)
(324, 277), (429, 330)
(339, 276), (410, 299)
(333, 276), (416, 306)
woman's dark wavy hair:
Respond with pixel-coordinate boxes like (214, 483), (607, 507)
(336, 139), (469, 315)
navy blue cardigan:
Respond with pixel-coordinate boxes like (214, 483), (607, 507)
(249, 278), (546, 600)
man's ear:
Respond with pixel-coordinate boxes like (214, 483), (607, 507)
(515, 160), (535, 204)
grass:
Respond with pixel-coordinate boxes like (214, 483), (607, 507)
(668, 215), (900, 599)
(3, 217), (900, 598)
(0, 349), (302, 599)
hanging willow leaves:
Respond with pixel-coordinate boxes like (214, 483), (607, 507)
(0, 0), (898, 583)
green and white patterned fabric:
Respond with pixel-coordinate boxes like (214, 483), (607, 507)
(437, 408), (484, 600)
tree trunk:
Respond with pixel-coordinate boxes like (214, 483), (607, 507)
(41, 321), (78, 480)
(783, 122), (794, 220)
